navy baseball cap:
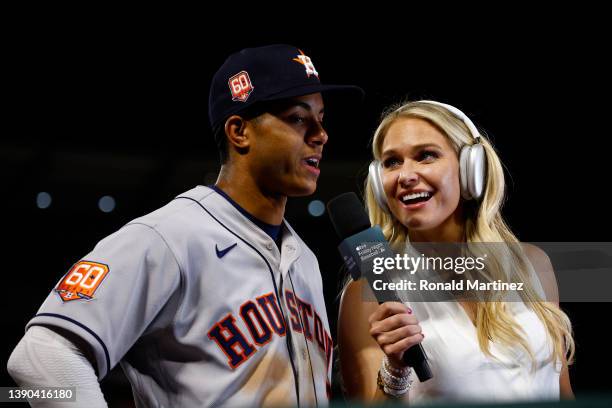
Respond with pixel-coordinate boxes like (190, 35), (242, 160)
(208, 44), (364, 131)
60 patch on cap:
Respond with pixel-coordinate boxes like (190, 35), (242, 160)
(228, 71), (254, 102)
(55, 261), (109, 302)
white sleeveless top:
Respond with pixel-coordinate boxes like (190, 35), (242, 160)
(407, 299), (562, 403)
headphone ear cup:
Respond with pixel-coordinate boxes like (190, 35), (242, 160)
(459, 144), (487, 201)
(467, 143), (486, 200)
(368, 161), (390, 213)
(459, 146), (472, 200)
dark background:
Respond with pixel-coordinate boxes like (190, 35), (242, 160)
(2, 11), (611, 406)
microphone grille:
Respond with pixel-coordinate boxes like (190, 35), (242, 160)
(327, 192), (371, 240)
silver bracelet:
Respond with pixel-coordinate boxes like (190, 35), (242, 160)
(379, 357), (413, 397)
(382, 364), (411, 387)
(383, 355), (411, 377)
(384, 384), (409, 397)
(378, 370), (408, 398)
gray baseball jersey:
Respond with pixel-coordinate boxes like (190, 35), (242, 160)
(27, 185), (333, 407)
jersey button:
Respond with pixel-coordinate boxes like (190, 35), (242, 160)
(266, 243), (274, 250)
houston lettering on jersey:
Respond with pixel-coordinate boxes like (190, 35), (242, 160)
(208, 291), (332, 373)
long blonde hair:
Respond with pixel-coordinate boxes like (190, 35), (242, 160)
(364, 100), (574, 368)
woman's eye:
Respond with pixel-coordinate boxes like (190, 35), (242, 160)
(419, 150), (439, 161)
(383, 158), (401, 168)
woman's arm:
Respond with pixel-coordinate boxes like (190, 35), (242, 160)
(338, 279), (386, 401)
(560, 357), (574, 399)
(338, 279), (423, 402)
(523, 243), (574, 399)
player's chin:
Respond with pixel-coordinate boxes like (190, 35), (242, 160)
(286, 178), (318, 197)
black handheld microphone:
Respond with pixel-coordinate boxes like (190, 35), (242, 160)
(327, 192), (433, 382)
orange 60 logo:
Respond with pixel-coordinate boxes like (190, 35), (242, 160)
(55, 261), (109, 302)
(228, 71), (254, 102)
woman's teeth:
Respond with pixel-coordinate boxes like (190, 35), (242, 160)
(401, 192), (432, 203)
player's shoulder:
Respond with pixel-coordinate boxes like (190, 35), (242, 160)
(96, 186), (217, 249)
(129, 185), (215, 229)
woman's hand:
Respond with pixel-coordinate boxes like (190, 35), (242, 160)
(368, 302), (424, 370)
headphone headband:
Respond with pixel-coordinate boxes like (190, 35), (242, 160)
(417, 100), (481, 143)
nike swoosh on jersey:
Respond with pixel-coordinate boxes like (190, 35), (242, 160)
(215, 243), (238, 258)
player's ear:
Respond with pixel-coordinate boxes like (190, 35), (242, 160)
(224, 115), (251, 150)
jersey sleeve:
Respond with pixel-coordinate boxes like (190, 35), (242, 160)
(26, 222), (182, 380)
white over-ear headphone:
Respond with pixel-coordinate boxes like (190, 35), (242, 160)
(368, 100), (487, 214)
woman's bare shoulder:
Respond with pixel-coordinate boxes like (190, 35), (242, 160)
(520, 242), (558, 303)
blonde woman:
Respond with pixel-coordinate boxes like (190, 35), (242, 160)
(338, 100), (574, 403)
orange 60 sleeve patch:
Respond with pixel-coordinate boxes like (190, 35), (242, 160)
(55, 261), (109, 302)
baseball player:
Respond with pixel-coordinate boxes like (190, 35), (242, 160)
(7, 44), (363, 407)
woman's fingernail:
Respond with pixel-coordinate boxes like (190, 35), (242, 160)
(406, 307), (412, 314)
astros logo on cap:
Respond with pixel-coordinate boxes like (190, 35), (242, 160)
(293, 50), (319, 78)
(228, 71), (254, 102)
